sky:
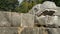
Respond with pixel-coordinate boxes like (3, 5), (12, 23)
(18, 0), (23, 4)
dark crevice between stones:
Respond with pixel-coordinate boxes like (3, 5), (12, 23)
(58, 26), (60, 28)
(36, 24), (41, 27)
(35, 24), (47, 27)
(35, 24), (60, 28)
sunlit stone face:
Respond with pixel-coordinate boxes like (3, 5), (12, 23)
(33, 1), (59, 27)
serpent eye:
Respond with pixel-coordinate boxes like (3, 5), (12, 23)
(41, 10), (55, 16)
(42, 10), (48, 15)
(36, 10), (55, 17)
(47, 11), (55, 16)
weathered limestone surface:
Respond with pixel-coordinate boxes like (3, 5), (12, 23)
(0, 27), (60, 34)
(0, 27), (18, 34)
(37, 16), (58, 25)
(57, 16), (60, 26)
(47, 28), (60, 34)
(0, 1), (60, 34)
(28, 4), (41, 15)
(20, 28), (60, 34)
(11, 12), (21, 27)
(0, 11), (11, 27)
(0, 11), (21, 27)
(20, 28), (38, 34)
(40, 1), (57, 10)
(21, 13), (34, 27)
(0, 11), (34, 27)
(20, 27), (48, 34)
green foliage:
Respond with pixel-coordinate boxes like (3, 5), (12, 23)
(36, 0), (44, 4)
(17, 0), (43, 13)
(0, 0), (60, 13)
(53, 0), (60, 7)
(0, 0), (19, 11)
(15, 0), (60, 13)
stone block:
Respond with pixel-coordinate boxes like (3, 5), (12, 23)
(0, 27), (18, 34)
(57, 16), (60, 26)
(11, 12), (21, 27)
(0, 12), (11, 27)
(46, 28), (60, 34)
(21, 13), (34, 27)
(20, 27), (48, 34)
(0, 12), (21, 27)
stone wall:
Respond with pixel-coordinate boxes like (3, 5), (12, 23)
(0, 11), (34, 34)
(0, 11), (60, 34)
